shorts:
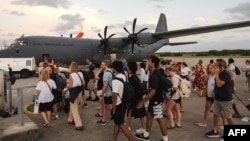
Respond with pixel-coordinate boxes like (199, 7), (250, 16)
(87, 79), (95, 90)
(104, 96), (112, 104)
(147, 101), (163, 119)
(111, 103), (127, 125)
(39, 100), (54, 112)
(52, 90), (62, 103)
(132, 106), (146, 119)
(206, 96), (214, 103)
(213, 99), (233, 119)
(174, 97), (181, 103)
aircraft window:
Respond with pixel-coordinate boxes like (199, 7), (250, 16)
(17, 38), (28, 46)
(26, 60), (31, 66)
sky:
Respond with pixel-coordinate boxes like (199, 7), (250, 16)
(0, 0), (250, 52)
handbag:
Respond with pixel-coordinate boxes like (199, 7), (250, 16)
(201, 85), (207, 97)
(76, 72), (85, 94)
(33, 99), (39, 114)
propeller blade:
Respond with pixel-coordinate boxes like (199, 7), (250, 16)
(124, 27), (130, 34)
(136, 28), (148, 35)
(104, 26), (108, 39)
(132, 18), (137, 34)
(97, 25), (115, 56)
(104, 45), (107, 55)
(107, 34), (115, 39)
(98, 43), (103, 48)
(131, 43), (135, 54)
(98, 33), (103, 39)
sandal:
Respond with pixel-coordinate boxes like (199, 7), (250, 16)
(95, 113), (103, 117)
(175, 123), (182, 128)
(43, 122), (49, 127)
(167, 125), (175, 129)
(68, 121), (75, 125)
(75, 126), (84, 131)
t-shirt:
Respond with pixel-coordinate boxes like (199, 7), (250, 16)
(148, 69), (162, 103)
(97, 71), (104, 90)
(171, 74), (180, 100)
(112, 73), (126, 105)
(88, 64), (95, 79)
(103, 68), (113, 97)
(214, 70), (232, 101)
(140, 68), (149, 83)
(70, 72), (84, 87)
(207, 74), (215, 98)
(181, 67), (191, 76)
(228, 63), (235, 80)
(36, 79), (56, 103)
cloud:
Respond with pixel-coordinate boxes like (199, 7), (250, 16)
(155, 4), (165, 9)
(11, 0), (71, 9)
(194, 17), (219, 24)
(225, 2), (250, 19)
(10, 10), (25, 16)
(52, 13), (85, 34)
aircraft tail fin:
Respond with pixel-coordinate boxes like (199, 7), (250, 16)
(155, 13), (168, 33)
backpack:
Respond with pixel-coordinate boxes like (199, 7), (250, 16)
(114, 76), (135, 105)
(177, 76), (192, 98)
(159, 73), (173, 99)
(51, 73), (67, 89)
(235, 65), (241, 75)
(0, 109), (11, 118)
(80, 70), (90, 89)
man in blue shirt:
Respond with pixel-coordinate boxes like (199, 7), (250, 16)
(97, 60), (113, 125)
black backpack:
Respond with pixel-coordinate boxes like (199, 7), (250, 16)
(80, 70), (90, 89)
(51, 73), (67, 89)
(159, 73), (173, 99)
(235, 65), (241, 75)
(114, 76), (135, 105)
(0, 109), (11, 118)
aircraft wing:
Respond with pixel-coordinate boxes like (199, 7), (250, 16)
(153, 20), (250, 38)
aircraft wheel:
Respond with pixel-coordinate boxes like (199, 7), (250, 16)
(20, 69), (31, 78)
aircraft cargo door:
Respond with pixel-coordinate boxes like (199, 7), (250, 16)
(42, 54), (50, 62)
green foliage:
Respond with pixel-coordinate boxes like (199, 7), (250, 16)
(157, 49), (250, 57)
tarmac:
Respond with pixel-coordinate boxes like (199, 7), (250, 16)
(0, 73), (250, 141)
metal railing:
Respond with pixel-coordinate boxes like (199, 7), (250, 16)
(1, 70), (35, 126)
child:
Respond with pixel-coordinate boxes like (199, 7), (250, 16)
(189, 66), (196, 90)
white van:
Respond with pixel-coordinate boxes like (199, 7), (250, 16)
(0, 57), (36, 78)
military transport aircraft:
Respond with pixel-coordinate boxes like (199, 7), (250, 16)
(0, 13), (250, 66)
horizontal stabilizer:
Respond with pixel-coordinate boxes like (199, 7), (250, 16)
(168, 41), (197, 46)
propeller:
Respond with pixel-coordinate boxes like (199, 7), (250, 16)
(123, 18), (148, 54)
(97, 26), (115, 56)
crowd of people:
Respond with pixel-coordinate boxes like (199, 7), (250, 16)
(35, 56), (250, 141)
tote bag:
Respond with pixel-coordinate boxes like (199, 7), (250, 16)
(33, 100), (39, 114)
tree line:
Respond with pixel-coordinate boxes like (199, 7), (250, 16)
(156, 49), (250, 57)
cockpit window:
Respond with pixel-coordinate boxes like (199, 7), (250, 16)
(9, 38), (28, 48)
(17, 38), (28, 46)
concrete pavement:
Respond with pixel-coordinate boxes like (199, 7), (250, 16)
(1, 73), (250, 141)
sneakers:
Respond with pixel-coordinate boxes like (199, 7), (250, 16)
(205, 130), (219, 138)
(52, 115), (60, 120)
(86, 96), (92, 101)
(97, 120), (106, 126)
(220, 135), (224, 141)
(136, 128), (145, 134)
(81, 103), (88, 109)
(135, 133), (149, 141)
